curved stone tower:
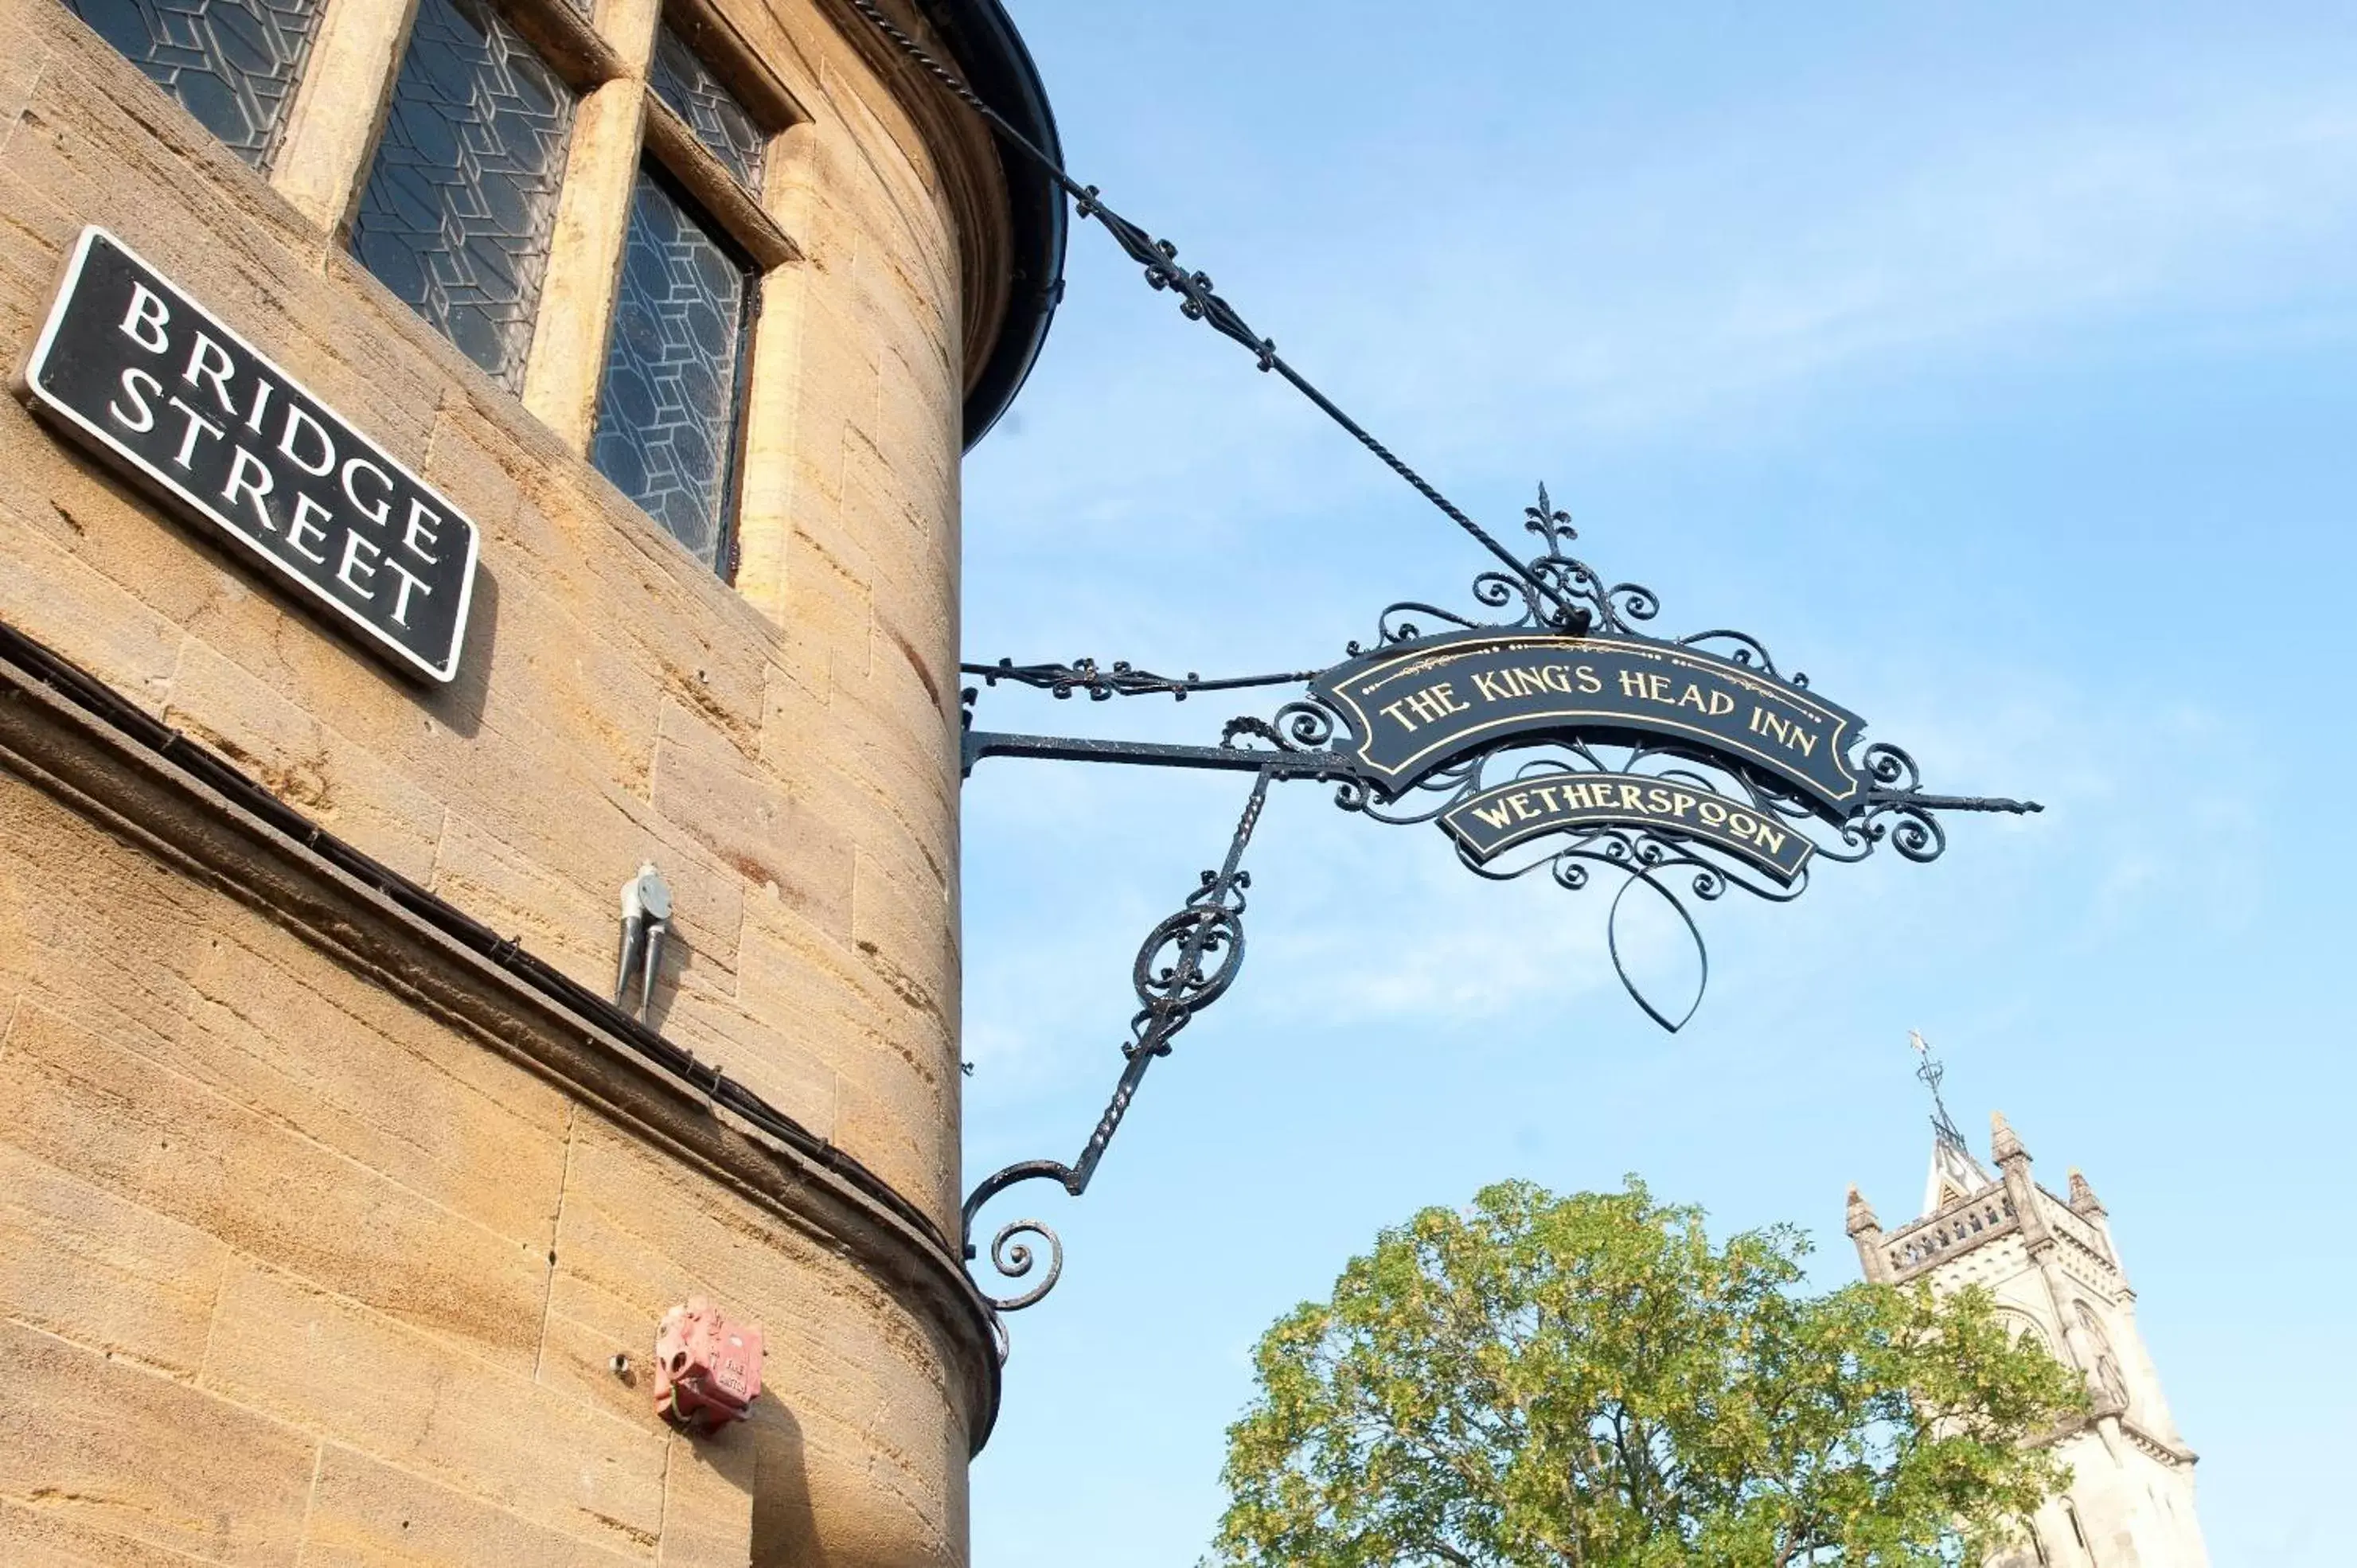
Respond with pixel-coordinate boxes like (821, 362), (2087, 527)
(0, 0), (1060, 1560)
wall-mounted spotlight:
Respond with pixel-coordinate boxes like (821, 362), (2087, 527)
(615, 861), (673, 1024)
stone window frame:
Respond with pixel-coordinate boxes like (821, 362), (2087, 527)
(247, 0), (810, 586)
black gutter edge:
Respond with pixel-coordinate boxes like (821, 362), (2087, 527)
(919, 0), (1068, 449)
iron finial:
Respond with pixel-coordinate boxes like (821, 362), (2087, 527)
(1910, 1029), (1967, 1158)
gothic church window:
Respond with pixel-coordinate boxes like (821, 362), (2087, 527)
(349, 0), (578, 390)
(2066, 1500), (2094, 1561)
(2074, 1301), (2132, 1409)
(59, 0), (324, 167)
(1996, 1308), (2052, 1359)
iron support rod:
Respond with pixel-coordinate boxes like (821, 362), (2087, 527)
(962, 728), (1360, 782)
(1867, 792), (2043, 815)
(841, 0), (1585, 628)
(958, 770), (1277, 1313)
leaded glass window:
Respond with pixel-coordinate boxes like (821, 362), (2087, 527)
(349, 0), (576, 390)
(591, 169), (755, 571)
(60, 0), (323, 167)
(648, 25), (765, 191)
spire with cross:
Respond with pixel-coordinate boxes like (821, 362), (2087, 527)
(1911, 1030), (1992, 1214)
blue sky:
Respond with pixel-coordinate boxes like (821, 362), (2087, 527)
(954, 4), (2355, 1562)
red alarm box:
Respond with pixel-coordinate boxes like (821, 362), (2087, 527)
(654, 1297), (764, 1430)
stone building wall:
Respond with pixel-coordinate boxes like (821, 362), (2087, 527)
(0, 0), (1048, 1561)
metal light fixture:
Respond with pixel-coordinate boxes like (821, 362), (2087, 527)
(615, 861), (672, 1024)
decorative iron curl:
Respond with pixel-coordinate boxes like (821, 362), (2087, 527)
(1129, 904), (1246, 1052)
(1337, 751), (1489, 827)
(1863, 741), (1925, 793)
(1352, 599), (1487, 653)
(1220, 698), (1340, 755)
(965, 657), (1322, 703)
(1841, 800), (1950, 864)
(970, 657), (1195, 700)
(1356, 483), (1684, 650)
(1676, 629), (1806, 687)
(981, 1219), (1063, 1314)
(957, 772), (1276, 1329)
(1271, 699), (1339, 750)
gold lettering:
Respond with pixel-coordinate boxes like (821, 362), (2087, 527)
(1645, 786), (1673, 814)
(1670, 790), (1698, 818)
(1472, 802), (1514, 830)
(1707, 690), (1735, 716)
(1471, 670), (1511, 703)
(1699, 800), (1728, 826)
(1618, 784), (1645, 810)
(1576, 665), (1602, 694)
(1746, 704), (1824, 759)
(1379, 698), (1420, 732)
(1507, 792), (1537, 821)
(1676, 683), (1711, 713)
(1617, 669), (1648, 700)
(1753, 820), (1788, 855)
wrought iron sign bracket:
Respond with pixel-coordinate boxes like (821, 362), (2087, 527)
(835, 2), (2043, 1357)
(952, 487), (2042, 1345)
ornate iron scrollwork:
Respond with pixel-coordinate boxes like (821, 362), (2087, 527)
(961, 772), (1273, 1330)
(1303, 486), (2039, 1027)
(956, 486), (2038, 1338)
(834, 0), (2039, 1346)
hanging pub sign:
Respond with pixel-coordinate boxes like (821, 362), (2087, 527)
(19, 228), (479, 684)
(954, 488), (2045, 1323)
(1308, 630), (1867, 809)
(960, 487), (2043, 1045)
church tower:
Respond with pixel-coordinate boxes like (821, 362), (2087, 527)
(1843, 1036), (2211, 1566)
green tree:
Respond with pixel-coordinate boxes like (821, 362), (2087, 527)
(1215, 1180), (2083, 1567)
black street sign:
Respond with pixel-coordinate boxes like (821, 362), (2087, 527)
(21, 228), (480, 683)
(1309, 630), (1867, 811)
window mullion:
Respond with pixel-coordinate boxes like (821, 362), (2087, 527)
(521, 75), (650, 450)
(267, 0), (422, 233)
(590, 0), (662, 68)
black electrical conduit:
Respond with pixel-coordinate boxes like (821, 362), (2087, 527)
(0, 616), (958, 1263)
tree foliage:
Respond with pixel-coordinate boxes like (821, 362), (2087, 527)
(1214, 1180), (2084, 1566)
